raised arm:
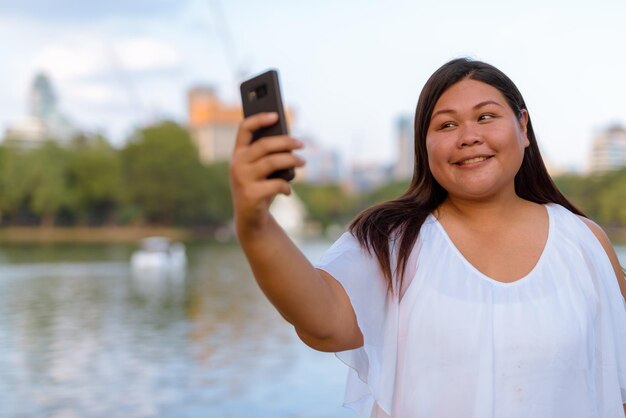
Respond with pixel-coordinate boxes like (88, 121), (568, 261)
(229, 113), (363, 352)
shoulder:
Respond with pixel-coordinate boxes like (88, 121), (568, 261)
(577, 215), (616, 261)
(576, 215), (626, 299)
(315, 231), (377, 273)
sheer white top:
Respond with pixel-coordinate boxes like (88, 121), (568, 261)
(315, 204), (626, 418)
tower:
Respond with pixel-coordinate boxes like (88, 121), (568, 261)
(589, 125), (626, 173)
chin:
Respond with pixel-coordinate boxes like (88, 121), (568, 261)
(448, 185), (505, 201)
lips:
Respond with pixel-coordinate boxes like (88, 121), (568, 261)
(453, 155), (494, 165)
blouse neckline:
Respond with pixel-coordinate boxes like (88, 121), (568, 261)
(427, 204), (554, 287)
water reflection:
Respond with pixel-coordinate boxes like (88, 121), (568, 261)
(0, 241), (349, 418)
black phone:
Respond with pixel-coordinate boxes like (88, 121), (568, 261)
(240, 69), (295, 181)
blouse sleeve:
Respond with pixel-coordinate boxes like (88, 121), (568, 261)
(576, 220), (626, 408)
(315, 232), (398, 418)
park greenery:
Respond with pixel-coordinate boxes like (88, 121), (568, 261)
(0, 121), (231, 230)
(0, 121), (624, 237)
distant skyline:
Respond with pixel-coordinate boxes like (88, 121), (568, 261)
(1, 0), (625, 171)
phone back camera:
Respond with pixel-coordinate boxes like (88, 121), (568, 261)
(248, 84), (268, 101)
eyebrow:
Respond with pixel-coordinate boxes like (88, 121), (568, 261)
(431, 100), (504, 120)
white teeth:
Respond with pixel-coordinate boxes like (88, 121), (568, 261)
(459, 156), (488, 165)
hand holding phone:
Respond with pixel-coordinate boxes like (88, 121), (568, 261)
(240, 70), (295, 181)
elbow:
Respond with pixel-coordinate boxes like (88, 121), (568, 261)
(294, 326), (364, 353)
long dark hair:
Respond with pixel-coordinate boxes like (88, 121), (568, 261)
(349, 58), (585, 294)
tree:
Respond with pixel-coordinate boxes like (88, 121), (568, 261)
(28, 142), (74, 226)
(204, 161), (232, 227)
(121, 121), (211, 225)
(597, 168), (626, 226)
(0, 142), (73, 226)
(293, 182), (356, 230)
(356, 180), (411, 212)
(69, 135), (123, 225)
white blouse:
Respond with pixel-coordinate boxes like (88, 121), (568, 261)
(315, 204), (626, 418)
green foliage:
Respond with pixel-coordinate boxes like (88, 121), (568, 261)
(0, 146), (32, 215)
(595, 168), (626, 225)
(70, 135), (122, 224)
(204, 161), (232, 226)
(554, 168), (626, 226)
(356, 180), (411, 212)
(29, 142), (73, 225)
(0, 123), (234, 228)
(293, 182), (356, 229)
(0, 142), (73, 225)
(121, 121), (211, 225)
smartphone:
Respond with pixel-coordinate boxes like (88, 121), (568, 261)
(240, 69), (295, 181)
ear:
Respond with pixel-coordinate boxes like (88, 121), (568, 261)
(519, 109), (530, 148)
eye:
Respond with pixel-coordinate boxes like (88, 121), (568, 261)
(439, 121), (456, 130)
(478, 113), (495, 122)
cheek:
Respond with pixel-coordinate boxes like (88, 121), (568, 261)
(425, 141), (437, 168)
(425, 137), (442, 161)
(425, 141), (447, 183)
(426, 139), (448, 169)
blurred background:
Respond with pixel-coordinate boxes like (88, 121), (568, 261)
(0, 1), (624, 417)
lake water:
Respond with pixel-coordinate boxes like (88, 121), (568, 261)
(0, 241), (624, 418)
(0, 240), (351, 418)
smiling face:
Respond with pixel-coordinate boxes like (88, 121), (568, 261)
(426, 78), (530, 202)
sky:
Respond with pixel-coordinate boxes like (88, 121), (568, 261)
(0, 0), (625, 172)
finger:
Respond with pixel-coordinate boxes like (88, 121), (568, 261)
(250, 153), (305, 179)
(230, 152), (302, 187)
(243, 135), (303, 163)
(236, 179), (291, 204)
(234, 112), (279, 150)
(252, 179), (292, 200)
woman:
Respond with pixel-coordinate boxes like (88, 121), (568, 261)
(230, 58), (626, 417)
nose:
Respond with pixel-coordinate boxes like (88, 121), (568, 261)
(457, 124), (483, 148)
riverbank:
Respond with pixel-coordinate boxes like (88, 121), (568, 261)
(0, 224), (623, 245)
(0, 226), (191, 243)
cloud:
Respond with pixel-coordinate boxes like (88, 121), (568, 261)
(34, 44), (106, 80)
(32, 37), (183, 82)
(114, 38), (181, 73)
(0, 0), (183, 23)
(64, 83), (123, 107)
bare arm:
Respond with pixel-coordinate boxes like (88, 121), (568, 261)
(230, 113), (363, 352)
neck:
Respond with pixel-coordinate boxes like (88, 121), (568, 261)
(438, 192), (529, 226)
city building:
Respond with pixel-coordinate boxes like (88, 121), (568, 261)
(394, 115), (414, 180)
(187, 86), (295, 164)
(296, 137), (344, 184)
(589, 124), (626, 173)
(187, 86), (242, 164)
(4, 73), (76, 148)
(349, 161), (393, 193)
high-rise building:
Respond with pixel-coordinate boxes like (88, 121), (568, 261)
(297, 137), (344, 184)
(31, 73), (58, 120)
(349, 161), (393, 193)
(4, 72), (75, 147)
(187, 87), (242, 164)
(394, 115), (414, 180)
(589, 125), (626, 173)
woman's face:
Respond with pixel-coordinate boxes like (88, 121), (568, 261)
(426, 78), (529, 202)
